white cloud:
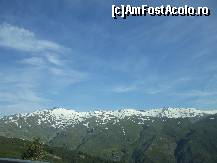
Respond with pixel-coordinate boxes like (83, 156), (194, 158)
(174, 90), (217, 97)
(46, 53), (63, 65)
(0, 69), (51, 115)
(20, 57), (45, 66)
(49, 67), (88, 85)
(111, 85), (137, 93)
(110, 76), (191, 95)
(0, 89), (49, 104)
(0, 23), (66, 53)
(0, 23), (89, 114)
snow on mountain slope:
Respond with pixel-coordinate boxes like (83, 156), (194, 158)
(1, 107), (217, 128)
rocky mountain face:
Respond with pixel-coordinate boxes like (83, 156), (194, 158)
(0, 107), (217, 163)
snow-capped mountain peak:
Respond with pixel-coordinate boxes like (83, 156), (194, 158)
(1, 107), (217, 129)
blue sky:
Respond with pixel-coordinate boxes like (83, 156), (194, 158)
(0, 0), (217, 114)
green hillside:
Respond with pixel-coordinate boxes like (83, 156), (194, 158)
(0, 136), (120, 163)
(48, 115), (217, 163)
(0, 110), (217, 163)
(175, 114), (217, 163)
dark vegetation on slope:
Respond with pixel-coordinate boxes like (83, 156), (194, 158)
(0, 136), (121, 163)
(175, 115), (217, 163)
(132, 115), (217, 163)
(0, 113), (217, 163)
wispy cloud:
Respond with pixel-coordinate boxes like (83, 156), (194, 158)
(172, 89), (217, 109)
(111, 85), (137, 93)
(110, 76), (191, 94)
(0, 68), (50, 114)
(20, 57), (46, 66)
(46, 53), (63, 66)
(49, 67), (88, 84)
(174, 90), (217, 97)
(0, 23), (66, 53)
(0, 23), (88, 114)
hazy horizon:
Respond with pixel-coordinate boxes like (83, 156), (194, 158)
(1, 106), (217, 117)
(0, 0), (217, 115)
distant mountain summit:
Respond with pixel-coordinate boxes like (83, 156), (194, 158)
(0, 107), (217, 162)
(1, 107), (217, 129)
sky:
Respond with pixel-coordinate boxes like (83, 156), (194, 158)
(0, 0), (217, 115)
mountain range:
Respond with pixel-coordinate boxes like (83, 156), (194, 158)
(0, 107), (217, 163)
